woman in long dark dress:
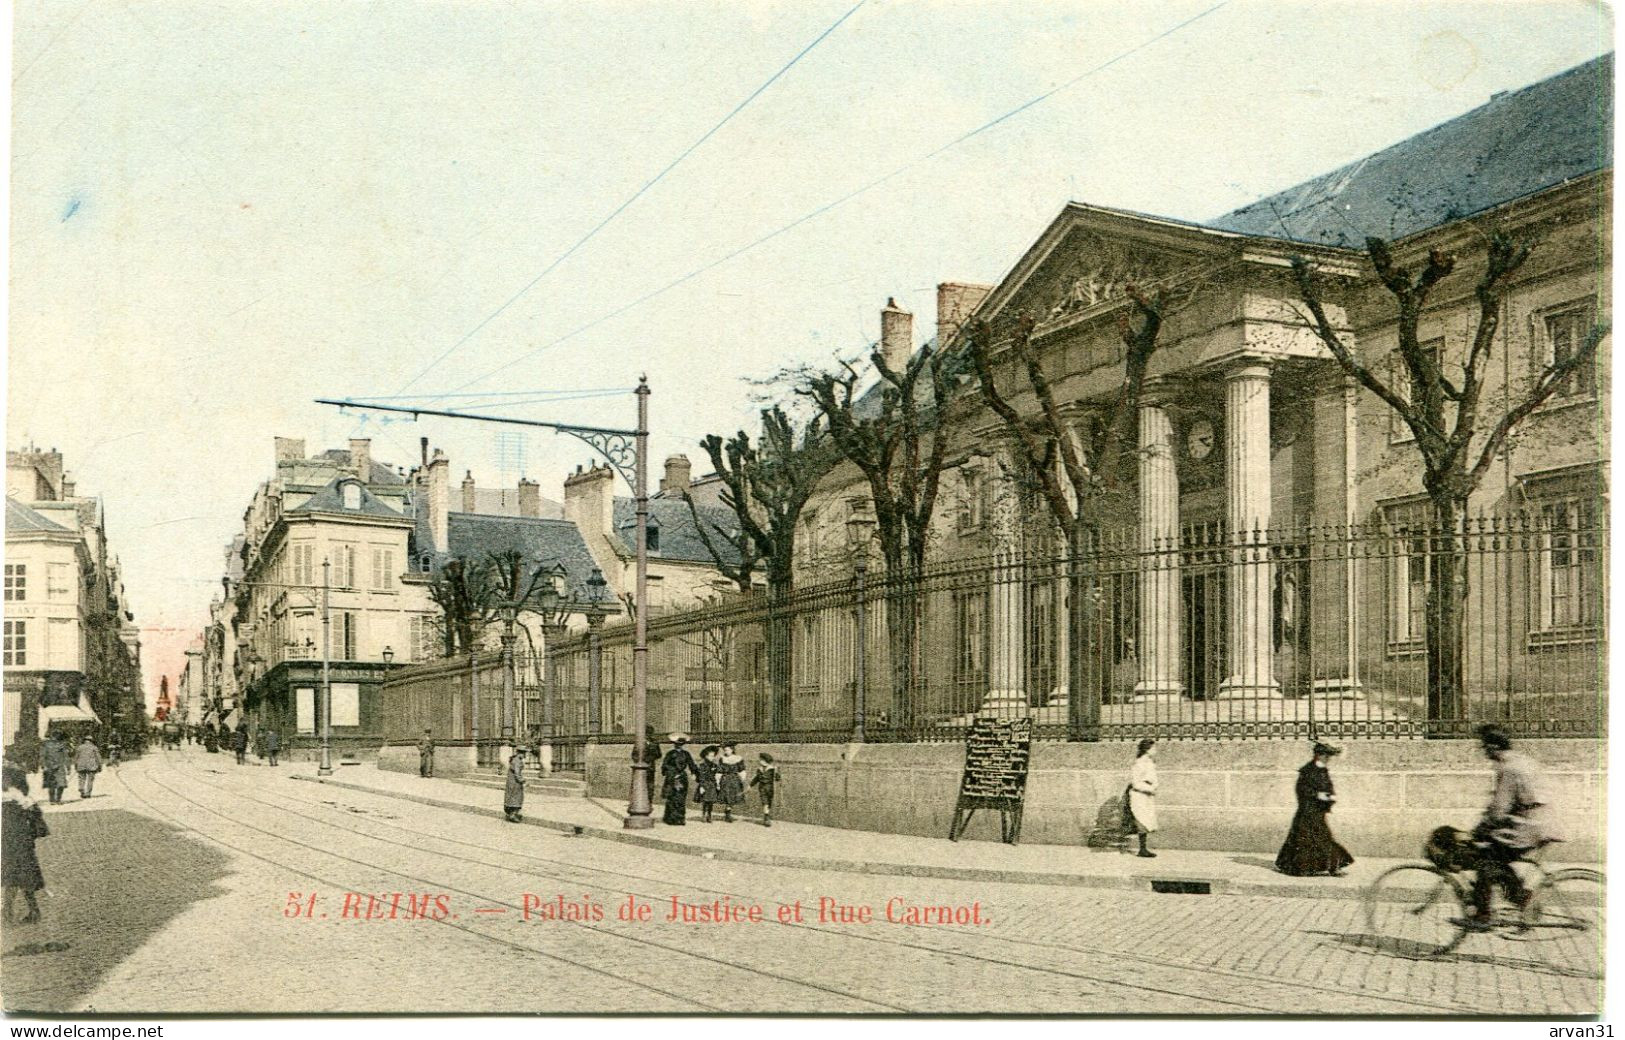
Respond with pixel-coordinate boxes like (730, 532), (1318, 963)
(716, 743), (745, 823)
(2, 766), (46, 923)
(1275, 742), (1354, 877)
(503, 749), (526, 823)
(660, 735), (698, 825)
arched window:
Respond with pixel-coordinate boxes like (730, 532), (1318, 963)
(341, 481), (362, 510)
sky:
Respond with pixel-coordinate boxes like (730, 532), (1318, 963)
(6, 0), (1613, 704)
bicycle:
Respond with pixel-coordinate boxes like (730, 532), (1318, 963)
(1365, 833), (1603, 962)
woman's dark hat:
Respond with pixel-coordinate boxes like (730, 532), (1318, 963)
(1312, 742), (1341, 757)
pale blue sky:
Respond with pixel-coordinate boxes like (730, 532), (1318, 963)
(5, 0), (1612, 694)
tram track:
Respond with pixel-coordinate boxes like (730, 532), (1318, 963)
(139, 756), (1473, 1015)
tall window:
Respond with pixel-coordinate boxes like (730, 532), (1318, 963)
(4, 620), (26, 666)
(1544, 302), (1600, 399)
(958, 467), (986, 533)
(1383, 501), (1430, 648)
(1026, 581), (1057, 704)
(336, 611), (359, 659)
(953, 588), (987, 704)
(411, 614), (440, 661)
(47, 563), (71, 601)
(371, 548), (395, 590)
(1522, 468), (1606, 644)
(290, 543), (315, 587)
(4, 564), (25, 602)
(332, 544), (357, 589)
(1389, 338), (1444, 444)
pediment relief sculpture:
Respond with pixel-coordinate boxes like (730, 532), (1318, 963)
(1030, 234), (1193, 323)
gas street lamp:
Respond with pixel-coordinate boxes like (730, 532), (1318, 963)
(846, 511), (876, 742)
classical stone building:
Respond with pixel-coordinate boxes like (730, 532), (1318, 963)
(791, 53), (1610, 730)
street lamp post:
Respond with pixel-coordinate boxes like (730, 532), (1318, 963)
(585, 567), (608, 737)
(319, 558), (333, 776)
(500, 605), (518, 759)
(846, 512), (876, 742)
(315, 377), (653, 828)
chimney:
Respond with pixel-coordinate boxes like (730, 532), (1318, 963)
(420, 437), (429, 468)
(880, 297), (913, 374)
(427, 451), (450, 553)
(349, 438), (372, 482)
(518, 479), (541, 518)
(61, 474), (76, 499)
(660, 454), (692, 495)
(937, 282), (994, 350)
(462, 470), (477, 513)
(274, 437), (305, 467)
(564, 464), (615, 545)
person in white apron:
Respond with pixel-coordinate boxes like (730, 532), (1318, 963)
(1123, 738), (1159, 857)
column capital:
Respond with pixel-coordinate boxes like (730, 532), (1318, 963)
(1224, 356), (1276, 382)
(1138, 378), (1182, 407)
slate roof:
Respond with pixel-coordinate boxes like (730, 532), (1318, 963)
(5, 497), (70, 534)
(312, 449), (407, 485)
(612, 497), (743, 566)
(1211, 54), (1613, 247)
(289, 476), (408, 519)
(419, 513), (605, 600)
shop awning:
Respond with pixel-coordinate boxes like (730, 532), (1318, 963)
(38, 702), (101, 737)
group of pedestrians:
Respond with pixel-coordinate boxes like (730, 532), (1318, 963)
(37, 731), (102, 803)
(657, 734), (778, 827)
(1121, 724), (1559, 924)
(2, 731), (108, 926)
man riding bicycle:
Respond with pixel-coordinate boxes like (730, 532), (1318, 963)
(1458, 724), (1560, 930)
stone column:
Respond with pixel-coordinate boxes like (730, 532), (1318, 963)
(1219, 361), (1280, 698)
(1309, 374), (1363, 697)
(982, 445), (1027, 712)
(1135, 388), (1183, 698)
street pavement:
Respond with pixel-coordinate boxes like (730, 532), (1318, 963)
(0, 748), (1603, 1015)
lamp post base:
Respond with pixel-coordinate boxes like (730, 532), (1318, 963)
(623, 813), (655, 830)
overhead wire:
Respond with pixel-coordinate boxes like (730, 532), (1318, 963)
(440, 0), (1234, 396)
(391, 0), (871, 398)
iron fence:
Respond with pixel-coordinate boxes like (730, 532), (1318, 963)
(544, 512), (1604, 743)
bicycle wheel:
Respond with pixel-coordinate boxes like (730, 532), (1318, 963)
(1365, 864), (1471, 958)
(1523, 869), (1604, 975)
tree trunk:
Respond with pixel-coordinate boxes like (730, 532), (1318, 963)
(1424, 494), (1470, 736)
(1067, 523), (1102, 741)
(885, 573), (919, 733)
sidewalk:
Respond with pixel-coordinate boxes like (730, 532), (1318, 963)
(288, 763), (1570, 902)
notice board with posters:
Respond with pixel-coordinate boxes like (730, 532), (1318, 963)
(948, 715), (1032, 845)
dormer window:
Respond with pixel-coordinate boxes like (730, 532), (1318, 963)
(341, 481), (362, 510)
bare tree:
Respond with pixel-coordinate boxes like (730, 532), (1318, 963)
(427, 556), (500, 656)
(1292, 233), (1608, 728)
(962, 287), (1169, 737)
(794, 337), (958, 728)
(690, 404), (836, 731)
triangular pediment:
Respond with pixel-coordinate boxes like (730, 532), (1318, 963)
(973, 204), (1242, 335)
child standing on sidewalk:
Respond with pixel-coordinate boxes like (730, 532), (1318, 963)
(695, 746), (721, 823)
(749, 752), (779, 827)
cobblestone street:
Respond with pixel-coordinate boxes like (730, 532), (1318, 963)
(0, 751), (1601, 1015)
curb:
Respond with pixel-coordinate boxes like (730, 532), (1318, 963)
(291, 773), (1397, 902)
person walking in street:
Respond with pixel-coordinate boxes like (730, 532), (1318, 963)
(40, 731), (69, 805)
(73, 736), (102, 799)
(1458, 724), (1560, 930)
(716, 742), (745, 823)
(418, 729), (435, 778)
(2, 766), (47, 924)
(1122, 738), (1158, 857)
(503, 749), (527, 823)
(1274, 742), (1354, 877)
(749, 752), (779, 827)
(634, 727), (660, 807)
(265, 728), (281, 767)
(695, 745), (721, 824)
(660, 734), (698, 826)
(232, 725), (248, 765)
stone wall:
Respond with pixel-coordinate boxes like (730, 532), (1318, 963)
(584, 739), (1605, 862)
